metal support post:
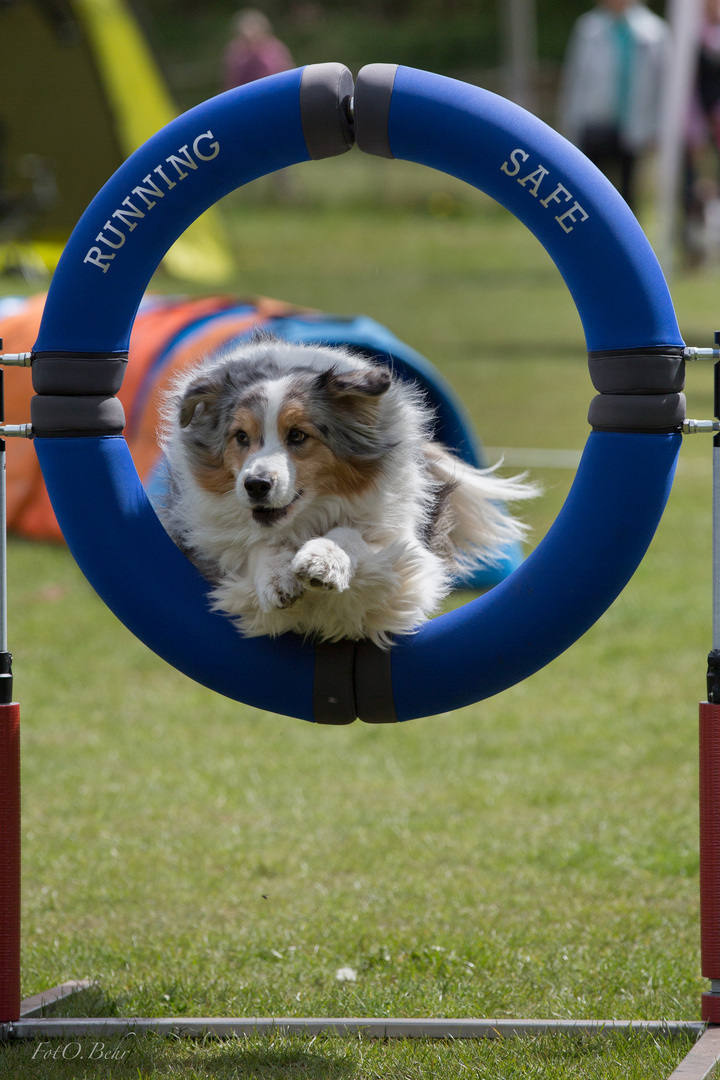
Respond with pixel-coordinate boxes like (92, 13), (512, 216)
(701, 338), (720, 1023)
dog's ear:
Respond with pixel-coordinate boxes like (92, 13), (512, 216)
(316, 366), (391, 401)
(178, 381), (219, 428)
(313, 365), (397, 460)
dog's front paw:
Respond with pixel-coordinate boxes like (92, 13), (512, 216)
(256, 563), (306, 612)
(292, 539), (353, 592)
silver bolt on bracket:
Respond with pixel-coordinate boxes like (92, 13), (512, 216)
(0, 425), (33, 439)
(685, 347), (720, 361)
(0, 352), (33, 367)
(683, 419), (720, 434)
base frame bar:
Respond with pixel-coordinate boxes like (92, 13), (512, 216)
(667, 1025), (720, 1080)
(19, 979), (96, 1019)
(1, 1015), (706, 1041)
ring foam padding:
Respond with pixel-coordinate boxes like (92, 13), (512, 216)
(32, 64), (683, 722)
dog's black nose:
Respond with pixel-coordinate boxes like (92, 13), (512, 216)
(244, 475), (273, 501)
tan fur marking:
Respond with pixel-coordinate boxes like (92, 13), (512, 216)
(192, 462), (235, 495)
(186, 435), (234, 495)
(276, 401), (320, 437)
(277, 401), (382, 498)
(315, 455), (382, 498)
(229, 406), (264, 448)
(192, 406), (263, 495)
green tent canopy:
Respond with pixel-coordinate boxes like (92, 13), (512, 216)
(0, 0), (234, 282)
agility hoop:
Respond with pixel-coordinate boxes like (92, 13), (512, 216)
(28, 63), (684, 723)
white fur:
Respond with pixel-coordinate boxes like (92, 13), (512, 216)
(155, 340), (538, 647)
(239, 376), (297, 510)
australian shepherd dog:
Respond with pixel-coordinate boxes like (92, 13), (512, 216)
(156, 338), (537, 647)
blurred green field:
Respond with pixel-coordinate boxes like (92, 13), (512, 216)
(1, 152), (719, 1077)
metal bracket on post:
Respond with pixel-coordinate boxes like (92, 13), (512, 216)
(0, 354), (32, 368)
(685, 345), (720, 361)
(0, 341), (34, 449)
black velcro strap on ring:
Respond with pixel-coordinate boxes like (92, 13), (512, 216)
(588, 345), (685, 395)
(588, 392), (686, 433)
(312, 637), (397, 724)
(313, 640), (357, 724)
(31, 394), (126, 437)
(355, 638), (397, 723)
(32, 351), (128, 395)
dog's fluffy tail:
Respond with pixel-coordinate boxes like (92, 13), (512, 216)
(424, 443), (541, 573)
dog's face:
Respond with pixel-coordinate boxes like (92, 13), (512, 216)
(176, 353), (394, 529)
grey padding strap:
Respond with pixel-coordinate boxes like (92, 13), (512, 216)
(31, 394), (126, 437)
(355, 638), (397, 723)
(32, 352), (128, 395)
(588, 346), (685, 395)
(313, 640), (357, 724)
(300, 63), (355, 160)
(588, 392), (686, 433)
(354, 64), (398, 159)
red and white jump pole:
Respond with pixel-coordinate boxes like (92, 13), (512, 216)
(0, 701), (20, 1025)
(0, 350), (20, 1025)
(700, 700), (720, 1021)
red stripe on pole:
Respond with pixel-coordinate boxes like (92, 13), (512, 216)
(702, 991), (720, 1022)
(700, 702), (720, 979)
(0, 701), (20, 1024)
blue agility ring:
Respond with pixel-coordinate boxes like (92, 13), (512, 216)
(31, 63), (684, 724)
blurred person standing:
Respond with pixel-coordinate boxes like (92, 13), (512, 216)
(695, 0), (720, 130)
(684, 0), (720, 262)
(222, 9), (296, 199)
(558, 0), (670, 210)
(222, 9), (294, 91)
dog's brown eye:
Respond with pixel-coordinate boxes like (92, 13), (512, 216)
(235, 430), (250, 447)
(288, 428), (308, 445)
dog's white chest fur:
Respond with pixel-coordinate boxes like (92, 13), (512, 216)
(155, 339), (536, 647)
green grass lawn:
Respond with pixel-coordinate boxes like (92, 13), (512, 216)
(1, 154), (719, 1076)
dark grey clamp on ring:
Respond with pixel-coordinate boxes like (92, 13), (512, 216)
(300, 62), (355, 159)
(354, 63), (398, 159)
(588, 345), (687, 433)
(31, 352), (128, 437)
(30, 394), (126, 438)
